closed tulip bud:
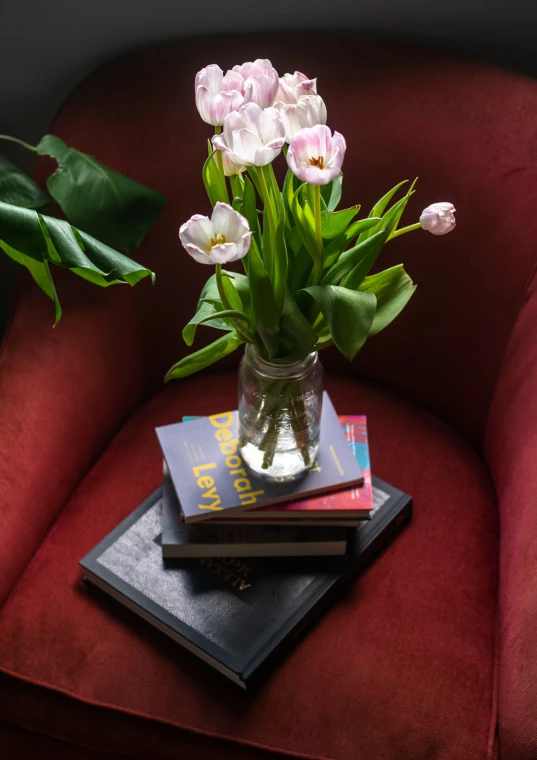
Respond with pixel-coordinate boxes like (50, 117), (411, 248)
(420, 202), (456, 235)
(195, 64), (250, 126)
(179, 202), (252, 264)
(287, 124), (346, 185)
(212, 102), (286, 168)
(233, 59), (279, 108)
(275, 94), (327, 143)
(277, 71), (317, 105)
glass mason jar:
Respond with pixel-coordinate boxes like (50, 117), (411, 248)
(238, 345), (324, 480)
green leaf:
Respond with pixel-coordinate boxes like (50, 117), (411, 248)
(165, 332), (244, 381)
(0, 200), (155, 319)
(182, 270), (251, 345)
(202, 145), (229, 207)
(321, 174), (343, 212)
(340, 227), (392, 290)
(182, 300), (233, 346)
(194, 309), (251, 329)
(345, 217), (382, 241)
(321, 227), (389, 286)
(248, 241), (280, 359)
(321, 205), (360, 239)
(359, 180), (408, 241)
(272, 191), (288, 313)
(0, 154), (50, 209)
(221, 274), (243, 311)
(278, 288), (317, 359)
(360, 265), (416, 336)
(291, 183), (318, 261)
(0, 236), (62, 323)
(241, 176), (262, 251)
(36, 135), (165, 252)
(302, 285), (377, 360)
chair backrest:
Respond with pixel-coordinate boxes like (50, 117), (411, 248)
(36, 32), (537, 449)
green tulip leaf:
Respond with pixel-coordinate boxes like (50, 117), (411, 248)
(241, 176), (262, 251)
(247, 240), (280, 359)
(320, 174), (343, 212)
(321, 205), (360, 239)
(36, 134), (165, 252)
(0, 154), (50, 209)
(165, 332), (244, 381)
(360, 264), (416, 336)
(272, 191), (288, 314)
(345, 217), (382, 242)
(183, 270), (251, 345)
(278, 288), (317, 359)
(359, 180), (408, 241)
(302, 284), (377, 360)
(321, 227), (389, 286)
(202, 143), (229, 207)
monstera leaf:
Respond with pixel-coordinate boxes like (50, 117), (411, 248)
(0, 201), (155, 323)
(36, 135), (166, 252)
(0, 154), (50, 209)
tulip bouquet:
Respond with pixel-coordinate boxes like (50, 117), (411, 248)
(167, 59), (455, 475)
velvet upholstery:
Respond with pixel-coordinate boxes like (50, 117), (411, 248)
(0, 32), (536, 760)
(0, 371), (498, 760)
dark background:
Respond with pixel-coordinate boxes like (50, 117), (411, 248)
(1, 0), (537, 336)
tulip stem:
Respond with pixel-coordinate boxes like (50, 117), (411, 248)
(391, 222), (422, 239)
(215, 264), (255, 344)
(313, 185), (323, 284)
(257, 165), (277, 277)
(213, 126), (226, 187)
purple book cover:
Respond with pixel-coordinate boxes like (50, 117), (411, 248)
(156, 392), (363, 524)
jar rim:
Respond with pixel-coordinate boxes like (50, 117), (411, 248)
(244, 344), (318, 379)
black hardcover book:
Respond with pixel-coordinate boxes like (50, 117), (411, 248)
(80, 476), (411, 689)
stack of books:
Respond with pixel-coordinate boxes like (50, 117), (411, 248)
(80, 392), (412, 688)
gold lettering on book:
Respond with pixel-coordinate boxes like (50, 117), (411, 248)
(329, 445), (344, 476)
(191, 462), (222, 510)
(208, 411), (265, 506)
(196, 556), (253, 590)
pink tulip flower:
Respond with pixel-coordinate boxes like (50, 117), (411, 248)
(212, 102), (286, 167)
(232, 59), (279, 108)
(276, 71), (317, 105)
(275, 94), (327, 143)
(195, 64), (250, 126)
(179, 202), (252, 264)
(287, 125), (346, 185)
(420, 203), (456, 235)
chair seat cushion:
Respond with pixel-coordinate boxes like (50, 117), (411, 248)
(0, 370), (498, 760)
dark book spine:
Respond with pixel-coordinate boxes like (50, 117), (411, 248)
(244, 498), (412, 688)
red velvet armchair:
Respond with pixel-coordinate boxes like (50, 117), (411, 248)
(1, 33), (536, 760)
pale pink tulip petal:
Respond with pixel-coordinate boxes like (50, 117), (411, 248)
(277, 72), (318, 104)
(258, 107), (286, 143)
(230, 128), (262, 165)
(195, 64), (250, 125)
(179, 205), (252, 264)
(179, 214), (214, 252)
(287, 125), (346, 185)
(220, 151), (246, 176)
(182, 243), (215, 264)
(196, 64), (224, 94)
(221, 70), (245, 92)
(212, 202), (249, 240)
(420, 202), (456, 235)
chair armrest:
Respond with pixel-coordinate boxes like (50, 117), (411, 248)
(0, 270), (143, 607)
(485, 277), (537, 760)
